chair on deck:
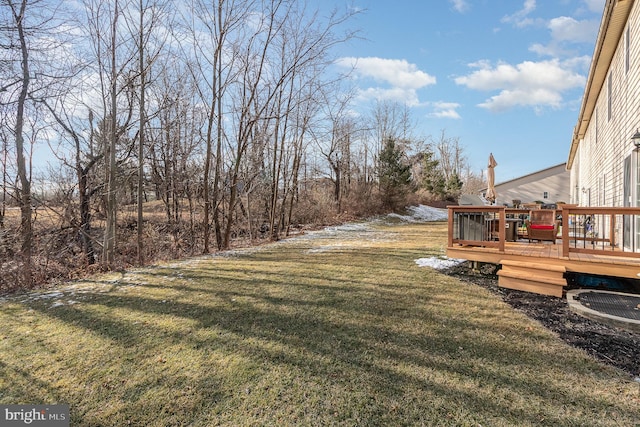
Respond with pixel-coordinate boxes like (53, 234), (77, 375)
(526, 210), (558, 244)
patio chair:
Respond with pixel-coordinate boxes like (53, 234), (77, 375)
(526, 210), (558, 244)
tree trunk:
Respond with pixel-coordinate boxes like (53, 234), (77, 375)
(0, 141), (7, 229)
(79, 166), (96, 265)
(11, 0), (33, 286)
(137, 0), (146, 265)
(103, 0), (119, 266)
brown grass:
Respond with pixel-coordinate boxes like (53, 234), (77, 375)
(0, 221), (639, 426)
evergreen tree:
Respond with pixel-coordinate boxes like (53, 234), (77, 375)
(378, 138), (412, 210)
(421, 146), (464, 201)
(422, 148), (446, 199)
(446, 171), (463, 201)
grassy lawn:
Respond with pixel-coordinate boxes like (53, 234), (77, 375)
(1, 221), (639, 426)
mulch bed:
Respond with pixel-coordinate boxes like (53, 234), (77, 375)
(443, 262), (640, 379)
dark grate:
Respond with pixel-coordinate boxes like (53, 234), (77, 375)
(577, 292), (640, 321)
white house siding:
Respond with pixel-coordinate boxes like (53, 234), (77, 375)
(571, 0), (640, 208)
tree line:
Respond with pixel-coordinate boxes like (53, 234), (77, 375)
(0, 0), (483, 291)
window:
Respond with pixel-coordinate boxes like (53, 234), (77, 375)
(607, 71), (612, 121)
(626, 25), (630, 74)
(543, 191), (548, 199)
(595, 108), (598, 145)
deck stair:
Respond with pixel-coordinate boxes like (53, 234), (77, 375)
(497, 260), (566, 297)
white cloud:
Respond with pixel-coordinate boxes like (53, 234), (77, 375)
(527, 14), (599, 64)
(548, 16), (599, 44)
(454, 59), (585, 112)
(502, 0), (537, 27)
(428, 102), (461, 119)
(478, 88), (562, 112)
(500, 1), (600, 58)
(562, 55), (593, 71)
(357, 87), (421, 107)
(529, 18), (598, 57)
(584, 0), (605, 13)
(449, 0), (470, 13)
(336, 57), (436, 89)
(525, 11), (599, 59)
(529, 42), (566, 57)
(335, 57), (436, 106)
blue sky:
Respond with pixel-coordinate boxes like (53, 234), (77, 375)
(325, 0), (606, 182)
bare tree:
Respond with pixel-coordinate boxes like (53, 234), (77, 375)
(317, 105), (356, 213)
(41, 100), (102, 265)
(253, 15), (355, 223)
(369, 101), (404, 165)
(221, 0), (283, 249)
(3, 0), (34, 285)
(122, 0), (169, 264)
(83, 0), (137, 266)
(0, 103), (11, 229)
(135, 0), (148, 264)
(433, 130), (465, 182)
(2, 0), (104, 276)
(147, 58), (204, 254)
(367, 101), (417, 187)
(0, 0), (373, 291)
(184, 0), (254, 252)
(104, 0), (120, 265)
(267, 4), (358, 234)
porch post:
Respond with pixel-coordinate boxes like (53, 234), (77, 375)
(498, 207), (505, 252)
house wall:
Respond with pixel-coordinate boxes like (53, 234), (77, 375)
(492, 164), (570, 206)
(571, 0), (640, 207)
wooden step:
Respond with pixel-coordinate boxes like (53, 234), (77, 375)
(497, 260), (566, 297)
(499, 259), (566, 272)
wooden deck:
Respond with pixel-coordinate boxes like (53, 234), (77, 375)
(447, 206), (640, 297)
(447, 241), (640, 280)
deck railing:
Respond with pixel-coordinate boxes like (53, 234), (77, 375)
(560, 206), (640, 258)
(447, 206), (506, 252)
(448, 205), (640, 259)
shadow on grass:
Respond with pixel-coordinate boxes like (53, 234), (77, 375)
(9, 222), (639, 425)
(0, 360), (65, 404)
(28, 282), (630, 426)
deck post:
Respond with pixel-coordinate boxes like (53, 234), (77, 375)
(562, 209), (569, 257)
(610, 214), (616, 247)
(447, 207), (454, 248)
(498, 207), (505, 252)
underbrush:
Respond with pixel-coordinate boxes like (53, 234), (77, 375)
(0, 188), (415, 293)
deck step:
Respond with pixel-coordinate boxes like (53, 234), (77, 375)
(497, 260), (566, 297)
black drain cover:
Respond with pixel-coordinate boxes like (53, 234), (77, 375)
(577, 292), (640, 321)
